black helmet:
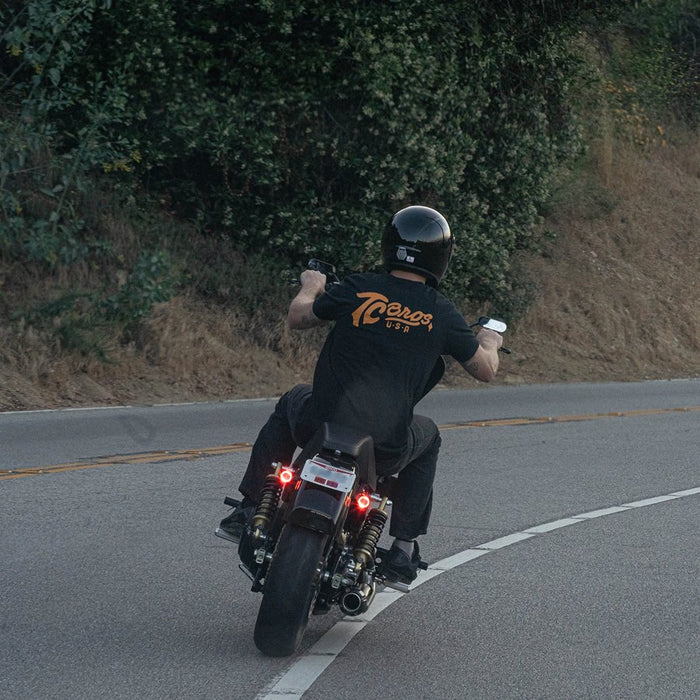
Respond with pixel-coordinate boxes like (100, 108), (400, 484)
(381, 205), (453, 286)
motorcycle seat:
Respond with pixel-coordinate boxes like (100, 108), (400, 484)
(319, 422), (377, 489)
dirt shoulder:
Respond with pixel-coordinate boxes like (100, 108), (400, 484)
(1, 139), (698, 411)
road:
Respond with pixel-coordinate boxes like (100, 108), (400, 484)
(1, 379), (698, 699)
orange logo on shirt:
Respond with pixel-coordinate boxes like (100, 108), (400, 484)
(351, 292), (433, 333)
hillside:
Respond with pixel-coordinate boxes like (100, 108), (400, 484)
(0, 134), (698, 411)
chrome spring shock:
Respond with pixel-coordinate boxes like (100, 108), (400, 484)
(354, 497), (388, 567)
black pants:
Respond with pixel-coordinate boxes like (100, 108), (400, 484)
(238, 384), (441, 540)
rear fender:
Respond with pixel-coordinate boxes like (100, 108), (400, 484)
(287, 482), (347, 535)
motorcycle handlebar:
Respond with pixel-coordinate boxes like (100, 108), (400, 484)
(307, 258), (340, 289)
(470, 316), (511, 354)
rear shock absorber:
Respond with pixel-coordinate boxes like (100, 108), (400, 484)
(354, 497), (388, 567)
(251, 464), (284, 535)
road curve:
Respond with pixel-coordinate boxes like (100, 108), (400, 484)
(1, 379), (698, 699)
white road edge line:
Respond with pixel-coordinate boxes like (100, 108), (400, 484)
(258, 485), (700, 700)
(0, 396), (281, 416)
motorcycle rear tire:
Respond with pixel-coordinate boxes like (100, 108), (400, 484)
(253, 523), (328, 657)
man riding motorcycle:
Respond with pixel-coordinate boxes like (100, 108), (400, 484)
(216, 205), (502, 583)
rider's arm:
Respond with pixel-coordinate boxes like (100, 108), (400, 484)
(460, 328), (503, 382)
(287, 270), (328, 329)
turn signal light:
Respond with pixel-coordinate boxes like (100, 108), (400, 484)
(279, 468), (295, 485)
(356, 493), (371, 510)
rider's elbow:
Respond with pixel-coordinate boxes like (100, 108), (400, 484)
(461, 346), (499, 383)
(287, 301), (323, 330)
(475, 366), (497, 383)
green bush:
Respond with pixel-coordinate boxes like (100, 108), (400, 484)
(101, 250), (176, 324)
(613, 0), (700, 126)
(0, 0), (182, 342)
(2, 0), (694, 344)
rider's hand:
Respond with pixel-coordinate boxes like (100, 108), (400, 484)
(476, 327), (504, 350)
(300, 269), (327, 296)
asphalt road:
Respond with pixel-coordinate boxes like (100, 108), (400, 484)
(1, 379), (698, 699)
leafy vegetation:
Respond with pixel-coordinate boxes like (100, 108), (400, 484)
(1, 0), (697, 359)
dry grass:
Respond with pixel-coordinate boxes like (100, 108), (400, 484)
(1, 131), (698, 410)
(498, 132), (700, 386)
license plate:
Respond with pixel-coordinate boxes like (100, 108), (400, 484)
(300, 458), (356, 494)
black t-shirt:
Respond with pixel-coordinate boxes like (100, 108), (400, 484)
(311, 272), (479, 461)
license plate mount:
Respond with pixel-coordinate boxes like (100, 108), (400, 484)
(300, 458), (356, 494)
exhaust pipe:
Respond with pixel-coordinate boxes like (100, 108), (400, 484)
(339, 583), (376, 616)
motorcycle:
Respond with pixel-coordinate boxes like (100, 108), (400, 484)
(222, 260), (508, 657)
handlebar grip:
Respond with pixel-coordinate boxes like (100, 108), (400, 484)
(307, 258), (340, 288)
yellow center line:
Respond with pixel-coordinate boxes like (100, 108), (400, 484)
(0, 443), (252, 480)
(2, 406), (697, 481)
(439, 405), (700, 430)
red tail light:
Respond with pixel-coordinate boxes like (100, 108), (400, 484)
(356, 493), (371, 510)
